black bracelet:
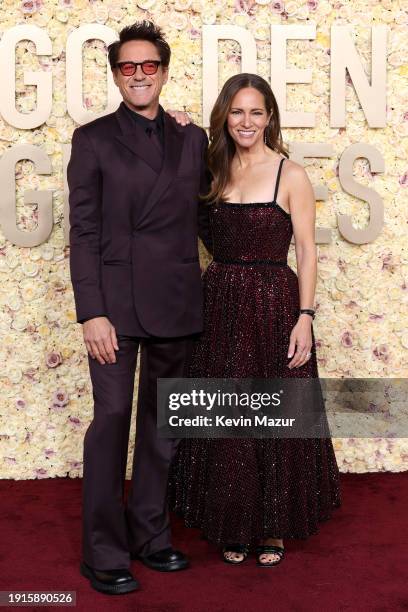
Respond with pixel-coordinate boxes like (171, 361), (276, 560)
(300, 309), (315, 320)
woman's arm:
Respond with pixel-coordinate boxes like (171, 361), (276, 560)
(285, 161), (317, 369)
(288, 162), (318, 314)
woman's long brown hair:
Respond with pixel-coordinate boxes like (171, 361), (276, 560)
(205, 73), (289, 203)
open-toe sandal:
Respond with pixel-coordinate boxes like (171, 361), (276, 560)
(256, 545), (285, 567)
(222, 544), (249, 565)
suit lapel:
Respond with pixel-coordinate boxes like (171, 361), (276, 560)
(114, 102), (162, 174)
(136, 112), (185, 224)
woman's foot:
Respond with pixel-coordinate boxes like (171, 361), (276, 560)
(257, 538), (284, 565)
(222, 544), (249, 564)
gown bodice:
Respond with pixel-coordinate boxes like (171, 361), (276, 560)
(211, 201), (293, 265)
(209, 156), (293, 266)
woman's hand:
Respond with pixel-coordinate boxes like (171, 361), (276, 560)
(287, 315), (313, 369)
(166, 109), (191, 126)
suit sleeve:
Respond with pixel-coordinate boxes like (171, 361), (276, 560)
(67, 127), (107, 324)
(197, 129), (213, 255)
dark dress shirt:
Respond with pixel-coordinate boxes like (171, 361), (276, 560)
(123, 103), (165, 150)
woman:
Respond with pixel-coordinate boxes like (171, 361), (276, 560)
(168, 73), (341, 566)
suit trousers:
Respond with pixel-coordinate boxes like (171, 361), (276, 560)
(81, 333), (195, 570)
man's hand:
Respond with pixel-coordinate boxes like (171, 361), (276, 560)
(83, 316), (119, 365)
(167, 109), (191, 126)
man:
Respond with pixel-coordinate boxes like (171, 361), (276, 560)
(67, 20), (212, 595)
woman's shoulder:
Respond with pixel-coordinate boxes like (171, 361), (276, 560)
(280, 157), (311, 185)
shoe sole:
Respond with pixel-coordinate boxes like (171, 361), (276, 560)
(80, 562), (140, 594)
(256, 557), (284, 568)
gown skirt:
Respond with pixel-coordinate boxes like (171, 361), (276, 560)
(168, 157), (342, 546)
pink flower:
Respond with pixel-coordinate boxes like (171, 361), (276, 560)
(46, 351), (62, 368)
(69, 416), (82, 429)
(23, 367), (37, 381)
(341, 331), (353, 347)
(337, 258), (347, 272)
(399, 172), (408, 187)
(271, 1), (284, 12)
(52, 389), (69, 407)
(21, 0), (36, 13)
(35, 468), (48, 479)
(15, 398), (26, 410)
(45, 449), (55, 457)
(21, 0), (41, 13)
(234, 0), (256, 13)
(59, 0), (72, 6)
(307, 0), (318, 9)
(373, 344), (389, 363)
(382, 252), (396, 272)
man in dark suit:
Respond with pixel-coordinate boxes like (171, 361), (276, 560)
(67, 21), (212, 595)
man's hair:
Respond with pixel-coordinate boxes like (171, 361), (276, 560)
(108, 21), (171, 70)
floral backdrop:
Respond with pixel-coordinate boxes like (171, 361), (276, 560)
(0, 0), (407, 479)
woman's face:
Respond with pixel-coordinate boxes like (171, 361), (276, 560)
(226, 87), (271, 149)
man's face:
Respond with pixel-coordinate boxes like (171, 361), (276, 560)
(112, 40), (168, 117)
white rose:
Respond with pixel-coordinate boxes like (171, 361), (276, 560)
(22, 262), (39, 277)
(137, 0), (156, 8)
(8, 368), (23, 383)
(12, 315), (28, 331)
(41, 245), (54, 261)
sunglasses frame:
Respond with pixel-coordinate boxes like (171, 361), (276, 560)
(115, 60), (162, 76)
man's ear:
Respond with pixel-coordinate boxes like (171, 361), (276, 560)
(162, 66), (169, 85)
(112, 68), (119, 87)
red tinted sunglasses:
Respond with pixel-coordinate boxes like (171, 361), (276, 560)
(115, 60), (162, 76)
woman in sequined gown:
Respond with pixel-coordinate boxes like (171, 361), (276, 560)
(168, 73), (341, 566)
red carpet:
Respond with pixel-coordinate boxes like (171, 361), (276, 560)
(0, 474), (407, 611)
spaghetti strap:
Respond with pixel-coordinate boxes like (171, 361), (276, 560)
(273, 157), (285, 203)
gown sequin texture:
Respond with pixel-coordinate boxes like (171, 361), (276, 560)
(168, 157), (342, 546)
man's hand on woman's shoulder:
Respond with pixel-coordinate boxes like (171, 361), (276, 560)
(166, 109), (191, 126)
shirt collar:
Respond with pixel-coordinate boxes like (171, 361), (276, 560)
(124, 103), (164, 133)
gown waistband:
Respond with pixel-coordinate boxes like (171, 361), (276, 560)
(212, 258), (288, 266)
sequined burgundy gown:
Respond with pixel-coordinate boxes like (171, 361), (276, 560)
(168, 157), (341, 546)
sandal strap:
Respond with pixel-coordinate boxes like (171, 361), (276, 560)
(256, 545), (285, 555)
(223, 544), (249, 555)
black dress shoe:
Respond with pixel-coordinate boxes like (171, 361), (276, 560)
(134, 547), (189, 572)
(80, 561), (140, 594)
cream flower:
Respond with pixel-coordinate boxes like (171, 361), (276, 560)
(12, 315), (28, 332)
(22, 262), (39, 278)
(137, 0), (156, 8)
(168, 11), (189, 29)
(201, 7), (217, 23)
(174, 0), (192, 9)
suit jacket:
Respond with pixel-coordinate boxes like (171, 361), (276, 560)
(67, 101), (213, 337)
